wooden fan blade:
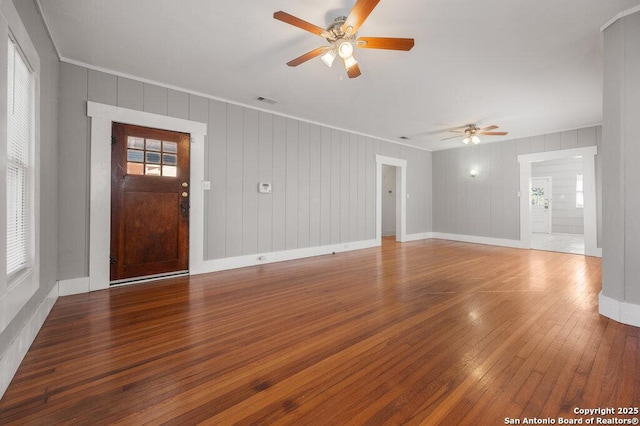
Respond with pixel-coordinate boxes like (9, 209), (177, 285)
(342, 0), (381, 36)
(356, 37), (414, 51)
(441, 134), (464, 140)
(480, 125), (498, 132)
(446, 129), (465, 134)
(287, 47), (329, 67)
(346, 62), (361, 78)
(274, 11), (330, 38)
(480, 131), (508, 136)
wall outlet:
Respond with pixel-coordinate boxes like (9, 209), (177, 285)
(258, 183), (272, 194)
(202, 181), (211, 190)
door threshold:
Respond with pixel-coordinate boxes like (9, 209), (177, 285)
(110, 270), (189, 287)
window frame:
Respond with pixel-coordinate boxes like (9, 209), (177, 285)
(0, 0), (41, 334)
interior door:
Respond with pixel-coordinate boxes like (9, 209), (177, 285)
(531, 177), (551, 233)
(110, 123), (190, 282)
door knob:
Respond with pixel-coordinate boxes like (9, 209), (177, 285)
(182, 182), (189, 188)
(182, 192), (188, 197)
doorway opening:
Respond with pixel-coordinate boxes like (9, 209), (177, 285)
(381, 164), (397, 238)
(518, 146), (598, 256)
(375, 155), (407, 244)
(530, 157), (585, 254)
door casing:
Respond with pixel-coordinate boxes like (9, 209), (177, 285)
(88, 102), (207, 292)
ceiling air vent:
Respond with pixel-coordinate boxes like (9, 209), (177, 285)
(256, 96), (277, 105)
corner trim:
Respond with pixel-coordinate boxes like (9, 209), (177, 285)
(404, 232), (434, 242)
(0, 283), (58, 398)
(431, 233), (525, 249)
(601, 5), (640, 32)
(58, 277), (90, 296)
(599, 292), (640, 328)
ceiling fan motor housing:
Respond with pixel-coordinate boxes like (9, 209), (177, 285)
(327, 16), (354, 42)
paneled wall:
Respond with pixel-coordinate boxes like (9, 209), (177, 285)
(0, 0), (59, 386)
(58, 63), (433, 280)
(532, 157), (584, 234)
(433, 126), (601, 243)
(601, 9), (640, 312)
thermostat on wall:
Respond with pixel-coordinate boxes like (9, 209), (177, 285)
(258, 183), (272, 194)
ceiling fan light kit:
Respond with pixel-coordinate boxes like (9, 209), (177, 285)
(338, 40), (354, 59)
(443, 124), (509, 145)
(321, 49), (337, 67)
(462, 135), (481, 145)
(274, 0), (414, 79)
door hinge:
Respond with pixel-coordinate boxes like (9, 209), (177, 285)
(111, 136), (117, 145)
(110, 256), (117, 265)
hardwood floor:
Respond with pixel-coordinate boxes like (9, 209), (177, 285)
(1, 239), (638, 425)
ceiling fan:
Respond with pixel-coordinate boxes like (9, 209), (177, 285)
(274, 0), (414, 79)
(441, 124), (509, 145)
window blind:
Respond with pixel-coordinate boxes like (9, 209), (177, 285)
(6, 38), (33, 277)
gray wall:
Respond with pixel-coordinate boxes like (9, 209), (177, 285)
(0, 0), (59, 359)
(433, 126), (601, 242)
(57, 63), (433, 280)
(602, 10), (640, 305)
(531, 157), (584, 234)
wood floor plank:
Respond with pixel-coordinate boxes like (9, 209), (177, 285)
(1, 239), (638, 425)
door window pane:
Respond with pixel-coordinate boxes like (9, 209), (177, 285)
(162, 166), (177, 177)
(531, 187), (545, 206)
(163, 141), (177, 153)
(126, 135), (180, 177)
(145, 164), (161, 176)
(146, 139), (161, 151)
(127, 149), (144, 163)
(127, 137), (144, 149)
(162, 153), (177, 166)
(145, 151), (161, 164)
(127, 162), (144, 175)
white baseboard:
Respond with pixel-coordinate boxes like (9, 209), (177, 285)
(58, 276), (90, 296)
(431, 232), (525, 249)
(599, 292), (640, 328)
(0, 283), (58, 399)
(191, 239), (380, 275)
(593, 247), (603, 258)
(403, 232), (434, 242)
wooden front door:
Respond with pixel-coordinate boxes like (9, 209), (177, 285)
(110, 123), (190, 282)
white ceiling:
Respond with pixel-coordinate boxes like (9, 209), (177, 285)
(37, 0), (640, 151)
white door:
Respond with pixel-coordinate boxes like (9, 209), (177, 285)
(531, 177), (551, 233)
